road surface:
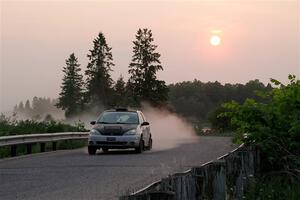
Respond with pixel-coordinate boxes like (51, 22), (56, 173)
(0, 136), (236, 200)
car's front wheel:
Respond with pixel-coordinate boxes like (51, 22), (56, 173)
(135, 139), (144, 153)
(147, 138), (152, 150)
(88, 146), (96, 155)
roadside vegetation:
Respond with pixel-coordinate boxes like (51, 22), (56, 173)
(0, 114), (87, 158)
(0, 114), (86, 137)
(213, 75), (300, 199)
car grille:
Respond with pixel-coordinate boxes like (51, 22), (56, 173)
(102, 126), (124, 136)
(96, 141), (127, 145)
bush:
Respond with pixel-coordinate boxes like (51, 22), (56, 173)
(219, 75), (300, 178)
(208, 104), (234, 132)
(246, 176), (300, 200)
(0, 114), (87, 137)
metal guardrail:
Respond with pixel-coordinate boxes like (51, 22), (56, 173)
(0, 132), (89, 157)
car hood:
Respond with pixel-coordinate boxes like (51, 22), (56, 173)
(93, 123), (138, 134)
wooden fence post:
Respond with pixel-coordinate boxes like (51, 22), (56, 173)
(40, 143), (46, 152)
(26, 144), (32, 154)
(52, 142), (57, 151)
(11, 145), (17, 157)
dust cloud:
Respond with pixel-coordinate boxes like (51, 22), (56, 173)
(7, 101), (198, 151)
(64, 105), (105, 128)
(141, 104), (198, 151)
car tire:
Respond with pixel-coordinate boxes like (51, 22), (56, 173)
(147, 138), (152, 151)
(135, 139), (144, 153)
(88, 146), (96, 155)
(102, 147), (109, 153)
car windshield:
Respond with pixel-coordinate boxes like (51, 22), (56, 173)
(97, 112), (139, 124)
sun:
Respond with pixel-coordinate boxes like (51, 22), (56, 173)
(210, 35), (221, 46)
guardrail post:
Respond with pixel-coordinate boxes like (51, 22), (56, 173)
(149, 191), (175, 200)
(26, 144), (32, 154)
(40, 143), (46, 152)
(52, 142), (57, 151)
(11, 145), (17, 157)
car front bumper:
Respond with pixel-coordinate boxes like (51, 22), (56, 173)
(88, 134), (141, 149)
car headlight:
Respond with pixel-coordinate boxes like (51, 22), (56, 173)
(124, 129), (137, 135)
(90, 129), (101, 135)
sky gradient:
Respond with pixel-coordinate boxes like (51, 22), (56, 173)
(1, 0), (299, 112)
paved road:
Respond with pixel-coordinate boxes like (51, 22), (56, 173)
(0, 136), (236, 200)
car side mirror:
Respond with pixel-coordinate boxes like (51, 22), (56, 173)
(141, 122), (149, 126)
(90, 121), (96, 125)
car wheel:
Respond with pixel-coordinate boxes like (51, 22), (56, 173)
(102, 147), (109, 153)
(135, 139), (144, 153)
(88, 146), (96, 155)
(147, 138), (152, 150)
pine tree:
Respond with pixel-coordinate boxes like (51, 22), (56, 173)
(85, 32), (114, 107)
(18, 101), (24, 113)
(13, 104), (18, 113)
(56, 53), (84, 117)
(23, 100), (32, 117)
(128, 28), (168, 106)
(113, 75), (126, 107)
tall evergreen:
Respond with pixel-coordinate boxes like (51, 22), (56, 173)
(128, 28), (168, 106)
(56, 53), (84, 117)
(113, 75), (126, 107)
(85, 32), (114, 107)
(18, 101), (24, 113)
(24, 100), (32, 115)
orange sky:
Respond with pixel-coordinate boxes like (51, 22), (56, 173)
(0, 0), (299, 112)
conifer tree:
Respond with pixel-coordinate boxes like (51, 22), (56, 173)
(113, 75), (126, 107)
(128, 28), (168, 106)
(18, 101), (24, 113)
(24, 100), (31, 112)
(85, 32), (114, 107)
(56, 53), (84, 117)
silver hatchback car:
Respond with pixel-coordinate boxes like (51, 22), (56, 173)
(88, 108), (152, 155)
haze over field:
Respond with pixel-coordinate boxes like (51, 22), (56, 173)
(0, 0), (299, 112)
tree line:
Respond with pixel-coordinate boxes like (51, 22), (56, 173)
(56, 28), (168, 117)
(13, 97), (62, 120)
(168, 79), (272, 123)
(13, 78), (272, 122)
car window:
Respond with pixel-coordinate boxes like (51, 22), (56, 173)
(97, 112), (139, 124)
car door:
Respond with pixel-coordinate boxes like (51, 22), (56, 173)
(140, 112), (150, 144)
(138, 112), (149, 144)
